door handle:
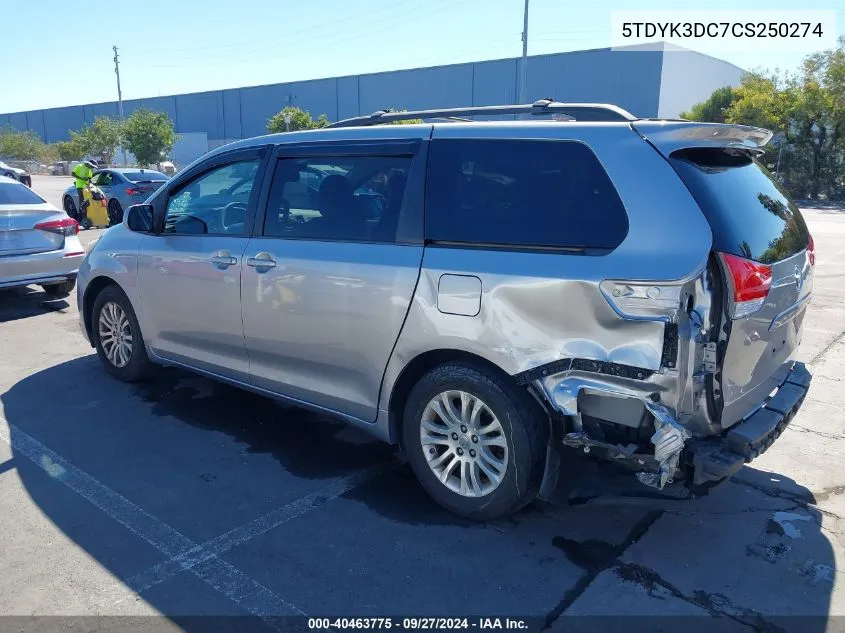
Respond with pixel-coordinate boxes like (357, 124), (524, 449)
(210, 254), (238, 268)
(246, 252), (277, 270)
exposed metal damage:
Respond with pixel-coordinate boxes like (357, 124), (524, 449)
(529, 267), (719, 491)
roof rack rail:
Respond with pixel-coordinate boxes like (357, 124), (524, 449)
(327, 99), (637, 128)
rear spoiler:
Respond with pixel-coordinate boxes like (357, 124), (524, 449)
(632, 121), (773, 159)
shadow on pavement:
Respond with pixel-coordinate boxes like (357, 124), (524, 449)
(0, 286), (70, 323)
(0, 356), (835, 630)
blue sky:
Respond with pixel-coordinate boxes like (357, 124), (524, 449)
(0, 0), (842, 114)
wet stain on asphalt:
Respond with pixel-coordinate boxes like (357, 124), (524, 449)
(552, 536), (617, 573)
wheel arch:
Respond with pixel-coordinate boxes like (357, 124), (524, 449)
(387, 349), (518, 447)
(81, 276), (122, 345)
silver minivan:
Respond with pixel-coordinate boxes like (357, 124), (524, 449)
(77, 101), (814, 520)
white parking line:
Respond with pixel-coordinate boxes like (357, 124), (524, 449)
(0, 422), (303, 624)
(113, 462), (395, 604)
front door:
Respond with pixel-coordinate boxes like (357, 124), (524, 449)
(137, 152), (265, 381)
(240, 140), (426, 421)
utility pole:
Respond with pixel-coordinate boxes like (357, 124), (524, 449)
(518, 0), (530, 104)
(113, 45), (126, 165)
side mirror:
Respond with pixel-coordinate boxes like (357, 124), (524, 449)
(126, 204), (155, 232)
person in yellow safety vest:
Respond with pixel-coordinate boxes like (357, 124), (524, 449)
(71, 161), (97, 220)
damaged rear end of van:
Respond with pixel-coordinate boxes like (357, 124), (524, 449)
(533, 121), (814, 495)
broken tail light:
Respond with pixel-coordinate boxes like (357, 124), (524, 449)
(35, 217), (79, 236)
(718, 252), (772, 319)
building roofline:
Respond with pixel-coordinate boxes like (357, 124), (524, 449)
(0, 42), (741, 117)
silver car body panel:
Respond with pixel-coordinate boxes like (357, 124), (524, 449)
(240, 240), (424, 422)
(718, 248), (811, 428)
(136, 233), (253, 383)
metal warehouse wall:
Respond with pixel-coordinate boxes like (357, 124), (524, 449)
(1, 44), (742, 150)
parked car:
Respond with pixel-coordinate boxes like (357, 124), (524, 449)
(63, 168), (169, 223)
(0, 160), (31, 187)
(0, 175), (83, 296)
(76, 100), (814, 520)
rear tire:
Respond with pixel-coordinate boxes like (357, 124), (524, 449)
(41, 279), (76, 297)
(92, 285), (153, 382)
(402, 362), (549, 521)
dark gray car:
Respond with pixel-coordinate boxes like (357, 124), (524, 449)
(75, 100), (814, 520)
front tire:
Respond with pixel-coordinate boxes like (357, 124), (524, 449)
(41, 279), (76, 297)
(402, 363), (549, 521)
(92, 285), (152, 382)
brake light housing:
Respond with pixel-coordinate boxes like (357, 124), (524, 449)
(34, 217), (79, 236)
(718, 252), (772, 319)
(126, 187), (142, 196)
(807, 235), (815, 267)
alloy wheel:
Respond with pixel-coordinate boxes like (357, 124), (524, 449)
(98, 301), (133, 368)
(420, 390), (509, 497)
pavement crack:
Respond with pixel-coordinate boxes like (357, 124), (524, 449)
(613, 563), (785, 632)
(809, 329), (845, 366)
(788, 424), (845, 441)
(732, 477), (815, 505)
(541, 509), (663, 631)
(661, 502), (805, 517)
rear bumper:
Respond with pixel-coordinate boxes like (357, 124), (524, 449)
(0, 250), (83, 289)
(689, 361), (811, 485)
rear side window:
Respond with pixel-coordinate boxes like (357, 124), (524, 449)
(0, 182), (45, 204)
(670, 149), (810, 264)
(425, 139), (628, 250)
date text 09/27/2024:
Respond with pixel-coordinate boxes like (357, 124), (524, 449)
(307, 618), (529, 630)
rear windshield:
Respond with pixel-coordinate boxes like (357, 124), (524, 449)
(122, 171), (167, 182)
(671, 149), (809, 264)
(0, 182), (45, 204)
(425, 139), (628, 251)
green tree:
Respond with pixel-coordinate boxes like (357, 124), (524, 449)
(267, 106), (329, 133)
(682, 36), (845, 199)
(72, 116), (123, 164)
(122, 109), (177, 167)
(54, 138), (86, 162)
(680, 86), (735, 123)
(0, 128), (47, 160)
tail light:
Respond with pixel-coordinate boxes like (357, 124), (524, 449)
(808, 235), (815, 267)
(34, 217), (79, 236)
(126, 187), (142, 196)
(718, 252), (772, 319)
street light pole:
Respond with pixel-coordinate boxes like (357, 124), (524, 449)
(518, 0), (530, 104)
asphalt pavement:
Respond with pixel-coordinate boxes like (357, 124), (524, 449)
(0, 175), (843, 632)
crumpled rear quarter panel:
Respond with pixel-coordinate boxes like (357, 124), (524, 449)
(380, 124), (713, 416)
